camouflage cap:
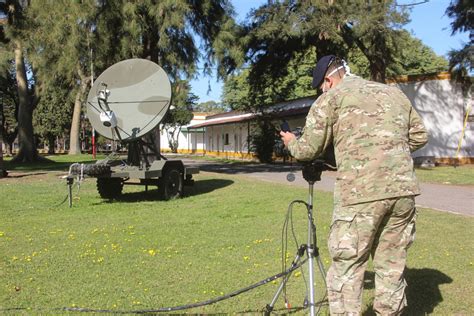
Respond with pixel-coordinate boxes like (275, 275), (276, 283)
(312, 55), (336, 88)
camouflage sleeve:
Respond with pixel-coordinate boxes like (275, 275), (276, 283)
(287, 98), (333, 161)
(408, 106), (428, 152)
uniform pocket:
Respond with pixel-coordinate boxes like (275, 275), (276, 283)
(328, 219), (359, 261)
(404, 207), (417, 249)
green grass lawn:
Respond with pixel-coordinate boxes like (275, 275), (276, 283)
(0, 163), (473, 314)
(414, 165), (474, 185)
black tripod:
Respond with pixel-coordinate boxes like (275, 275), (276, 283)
(265, 160), (334, 315)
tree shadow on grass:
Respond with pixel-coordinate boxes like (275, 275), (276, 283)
(362, 268), (453, 315)
(93, 178), (234, 204)
(5, 157), (99, 172)
(2, 172), (48, 178)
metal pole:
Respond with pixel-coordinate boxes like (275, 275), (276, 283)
(92, 128), (96, 159)
(307, 183), (316, 316)
(67, 178), (73, 208)
(90, 46), (96, 159)
(268, 251), (303, 309)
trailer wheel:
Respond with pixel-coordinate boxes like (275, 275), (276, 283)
(97, 178), (123, 199)
(158, 168), (183, 200)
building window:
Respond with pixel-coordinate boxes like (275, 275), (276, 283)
(224, 133), (230, 145)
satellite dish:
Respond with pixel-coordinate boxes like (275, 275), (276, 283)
(86, 59), (172, 141)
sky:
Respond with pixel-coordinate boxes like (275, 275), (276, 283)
(190, 0), (471, 104)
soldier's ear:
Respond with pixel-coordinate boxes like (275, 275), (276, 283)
(325, 76), (333, 87)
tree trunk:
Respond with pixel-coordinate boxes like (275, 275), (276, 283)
(47, 134), (55, 154)
(11, 41), (38, 163)
(0, 100), (4, 176)
(166, 126), (180, 153)
(0, 145), (5, 177)
(369, 60), (386, 83)
(0, 132), (4, 178)
(5, 135), (14, 156)
(341, 25), (387, 83)
(68, 89), (83, 155)
(68, 73), (90, 155)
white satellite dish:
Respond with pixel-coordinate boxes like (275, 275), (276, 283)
(86, 58), (172, 141)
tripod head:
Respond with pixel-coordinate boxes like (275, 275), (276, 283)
(301, 159), (336, 183)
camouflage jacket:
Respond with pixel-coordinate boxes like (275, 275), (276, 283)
(288, 76), (428, 206)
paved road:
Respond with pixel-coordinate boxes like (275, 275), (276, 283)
(181, 158), (473, 217)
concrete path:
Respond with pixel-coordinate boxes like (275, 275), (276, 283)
(181, 158), (473, 217)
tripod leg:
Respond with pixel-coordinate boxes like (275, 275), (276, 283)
(307, 182), (329, 315)
(314, 251), (327, 286)
(307, 185), (317, 316)
(308, 244), (317, 315)
(311, 222), (327, 284)
(265, 245), (306, 315)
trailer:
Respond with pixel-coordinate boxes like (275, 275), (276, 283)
(67, 59), (198, 203)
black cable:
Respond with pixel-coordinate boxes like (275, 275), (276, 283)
(281, 202), (290, 301)
(56, 193), (70, 207)
(291, 200), (310, 306)
(0, 262), (313, 314)
(280, 197), (329, 314)
(291, 201), (310, 305)
(56, 259), (308, 314)
(280, 199), (309, 307)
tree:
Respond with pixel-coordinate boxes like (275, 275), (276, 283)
(114, 0), (242, 158)
(223, 32), (447, 111)
(446, 0), (473, 77)
(223, 48), (316, 111)
(0, 0), (7, 175)
(1, 0), (42, 163)
(0, 64), (11, 177)
(233, 0), (411, 108)
(162, 80), (196, 153)
(33, 81), (74, 154)
(225, 1), (449, 112)
(193, 100), (228, 113)
(26, 0), (123, 155)
(0, 64), (18, 156)
(250, 117), (276, 163)
(2, 0), (242, 163)
(349, 29), (448, 78)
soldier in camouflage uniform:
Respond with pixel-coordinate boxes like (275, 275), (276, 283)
(280, 55), (428, 315)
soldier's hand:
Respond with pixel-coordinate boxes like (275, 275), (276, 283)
(280, 131), (296, 148)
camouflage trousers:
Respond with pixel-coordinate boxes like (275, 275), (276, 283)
(326, 196), (417, 315)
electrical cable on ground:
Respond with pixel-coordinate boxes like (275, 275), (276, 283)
(59, 260), (307, 314)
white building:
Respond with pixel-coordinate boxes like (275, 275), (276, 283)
(388, 72), (473, 164)
(159, 112), (208, 155)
